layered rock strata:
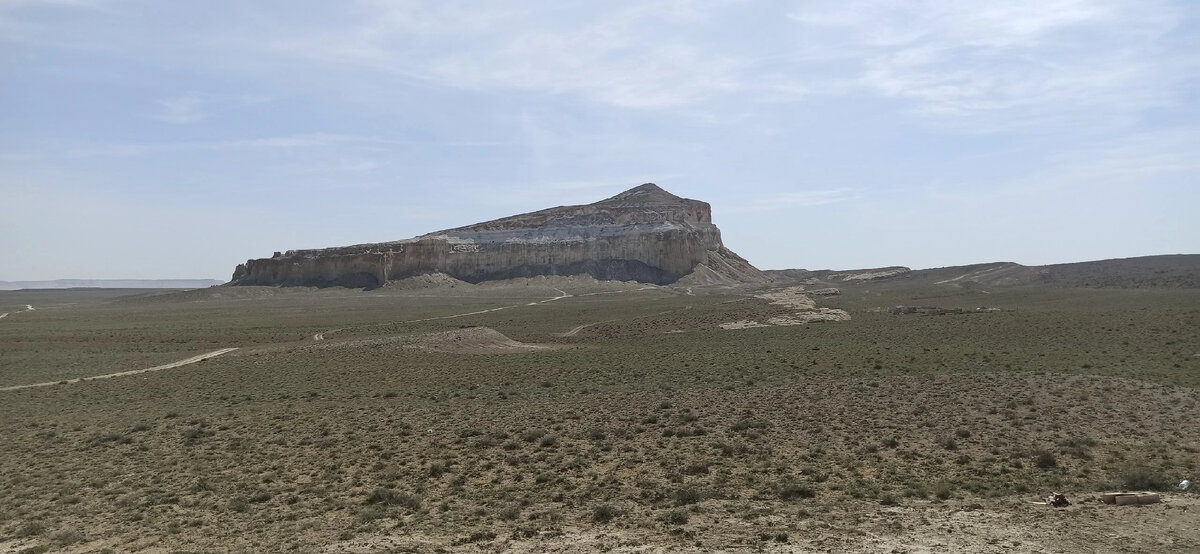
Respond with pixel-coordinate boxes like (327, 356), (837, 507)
(230, 183), (763, 287)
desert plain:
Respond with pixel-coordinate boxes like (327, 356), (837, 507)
(1, 271), (1198, 553)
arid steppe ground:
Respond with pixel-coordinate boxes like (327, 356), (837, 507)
(1, 277), (1198, 552)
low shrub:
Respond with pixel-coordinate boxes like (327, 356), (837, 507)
(1120, 466), (1171, 491)
(661, 509), (689, 525)
(1033, 449), (1057, 469)
(778, 483), (815, 500)
(674, 488), (705, 506)
(592, 504), (618, 523)
(365, 488), (422, 510)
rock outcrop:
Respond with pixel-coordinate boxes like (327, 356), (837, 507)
(230, 183), (764, 288)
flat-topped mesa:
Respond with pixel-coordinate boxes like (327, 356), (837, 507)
(230, 183), (763, 288)
(449, 183), (712, 232)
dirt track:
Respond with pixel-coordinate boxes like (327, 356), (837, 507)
(0, 348), (238, 392)
(313, 288), (574, 342)
(0, 304), (34, 320)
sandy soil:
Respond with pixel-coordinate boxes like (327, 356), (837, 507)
(317, 494), (1200, 553)
(1, 284), (1195, 553)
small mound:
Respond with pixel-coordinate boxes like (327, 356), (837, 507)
(676, 247), (769, 287)
(675, 263), (735, 287)
(317, 327), (550, 354)
(403, 327), (548, 353)
(383, 272), (471, 290)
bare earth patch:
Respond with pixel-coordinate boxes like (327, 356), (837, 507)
(722, 287), (851, 329)
(766, 310), (851, 325)
(316, 327), (552, 354)
(719, 320), (772, 330)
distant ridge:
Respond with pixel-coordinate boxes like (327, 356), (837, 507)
(0, 279), (224, 291)
(766, 254), (1200, 289)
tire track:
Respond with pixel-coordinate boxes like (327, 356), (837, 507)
(0, 348), (239, 392)
(0, 304), (35, 320)
(314, 288), (573, 341)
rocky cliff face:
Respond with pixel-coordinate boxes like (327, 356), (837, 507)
(230, 183), (763, 287)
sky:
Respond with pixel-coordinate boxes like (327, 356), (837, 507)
(2, 0), (1198, 280)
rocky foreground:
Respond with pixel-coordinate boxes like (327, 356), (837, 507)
(231, 184), (763, 288)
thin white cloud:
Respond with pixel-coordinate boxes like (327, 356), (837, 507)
(788, 0), (1190, 129)
(728, 188), (858, 213)
(65, 133), (373, 157)
(777, 189), (857, 206)
(1, 0), (105, 6)
(296, 157), (386, 175)
(254, 0), (1191, 129)
(155, 95), (207, 124)
(7, 0), (1192, 130)
(54, 132), (510, 159)
(152, 93), (273, 125)
(429, 27), (743, 109)
(1021, 128), (1200, 192)
(264, 1), (747, 109)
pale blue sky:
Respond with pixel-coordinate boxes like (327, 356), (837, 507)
(2, 0), (1197, 280)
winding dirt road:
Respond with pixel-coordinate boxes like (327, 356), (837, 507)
(1, 285), (660, 390)
(555, 320), (616, 337)
(0, 304), (35, 320)
(313, 288), (573, 341)
(0, 348), (239, 392)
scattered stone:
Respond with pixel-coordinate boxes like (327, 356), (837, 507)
(1047, 493), (1070, 507)
(1102, 492), (1162, 505)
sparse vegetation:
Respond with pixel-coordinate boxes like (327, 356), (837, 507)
(592, 504), (618, 523)
(365, 488), (422, 510)
(779, 483), (817, 500)
(0, 281), (1197, 551)
(674, 488), (705, 506)
(1120, 466), (1172, 491)
(1033, 449), (1058, 469)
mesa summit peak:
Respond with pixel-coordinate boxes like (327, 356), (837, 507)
(231, 183), (763, 288)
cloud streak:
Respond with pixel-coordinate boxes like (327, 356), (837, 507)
(53, 133), (510, 159)
(155, 95), (207, 124)
(1, 0), (1196, 277)
(263, 1), (748, 109)
(789, 0), (1191, 129)
(5, 0), (1193, 129)
(727, 188), (858, 213)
